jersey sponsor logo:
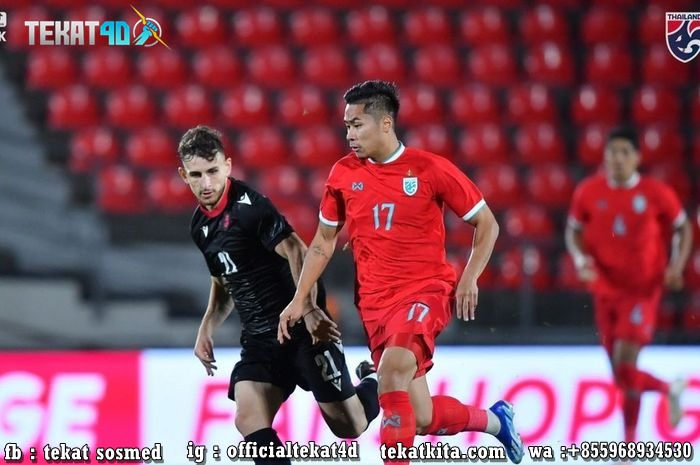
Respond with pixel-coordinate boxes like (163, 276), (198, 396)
(403, 176), (418, 196)
(223, 213), (231, 230)
(596, 199), (608, 210)
(351, 181), (364, 191)
(632, 194), (647, 213)
(237, 192), (252, 205)
(201, 225), (208, 238)
(666, 12), (700, 63)
(630, 303), (643, 325)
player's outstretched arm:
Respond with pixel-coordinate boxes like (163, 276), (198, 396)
(564, 222), (597, 283)
(278, 223), (340, 343)
(194, 277), (234, 376)
(456, 204), (499, 321)
(665, 217), (693, 290)
(274, 232), (319, 312)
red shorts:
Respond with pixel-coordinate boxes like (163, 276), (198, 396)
(362, 291), (452, 378)
(593, 287), (662, 351)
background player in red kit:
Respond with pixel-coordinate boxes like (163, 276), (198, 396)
(565, 127), (693, 442)
(278, 81), (524, 464)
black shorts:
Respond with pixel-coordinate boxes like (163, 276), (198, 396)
(229, 330), (356, 403)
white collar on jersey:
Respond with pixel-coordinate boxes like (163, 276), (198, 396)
(607, 172), (640, 189)
(367, 142), (405, 165)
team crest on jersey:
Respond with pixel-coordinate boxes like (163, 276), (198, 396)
(403, 177), (418, 196)
(666, 13), (700, 63)
(223, 213), (231, 229)
(632, 194), (647, 213)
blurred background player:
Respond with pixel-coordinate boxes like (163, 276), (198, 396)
(565, 126), (693, 442)
(279, 81), (524, 464)
(178, 125), (379, 464)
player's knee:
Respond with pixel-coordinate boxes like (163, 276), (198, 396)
(234, 409), (262, 436)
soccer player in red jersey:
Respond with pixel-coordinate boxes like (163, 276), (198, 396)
(565, 127), (693, 442)
(278, 81), (524, 464)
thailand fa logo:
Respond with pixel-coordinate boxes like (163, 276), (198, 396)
(666, 12), (700, 63)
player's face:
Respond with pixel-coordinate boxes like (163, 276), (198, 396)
(344, 104), (387, 159)
(178, 151), (231, 209)
(604, 138), (640, 183)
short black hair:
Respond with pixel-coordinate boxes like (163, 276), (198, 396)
(178, 125), (224, 162)
(343, 80), (400, 124)
(606, 126), (639, 151)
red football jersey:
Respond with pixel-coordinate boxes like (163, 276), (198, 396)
(568, 173), (686, 296)
(319, 144), (485, 319)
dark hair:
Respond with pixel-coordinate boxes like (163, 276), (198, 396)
(177, 125), (224, 162)
(606, 126), (639, 151)
(343, 80), (400, 125)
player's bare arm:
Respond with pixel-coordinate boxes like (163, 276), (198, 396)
(564, 223), (597, 283)
(274, 232), (319, 311)
(457, 205), (499, 321)
(195, 276), (234, 376)
(664, 217), (693, 290)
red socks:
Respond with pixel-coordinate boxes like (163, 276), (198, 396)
(425, 395), (488, 435)
(379, 391), (415, 465)
(622, 394), (640, 442)
(615, 363), (669, 394)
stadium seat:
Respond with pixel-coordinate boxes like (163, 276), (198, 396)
(481, 0), (524, 7)
(247, 46), (296, 88)
(356, 44), (407, 84)
(525, 43), (575, 86)
(404, 125), (456, 159)
(64, 5), (108, 25)
(576, 125), (609, 167)
(126, 127), (177, 170)
(572, 84), (622, 125)
(693, 134), (700, 166)
(643, 45), (690, 87)
(346, 6), (398, 46)
(468, 45), (519, 86)
(292, 126), (344, 169)
(105, 86), (157, 129)
(176, 6), (227, 48)
(526, 164), (575, 209)
(582, 7), (630, 45)
(497, 247), (552, 291)
(460, 7), (511, 46)
(450, 84), (501, 125)
(403, 8), (453, 45)
(412, 45), (461, 87)
(585, 45), (633, 86)
(520, 5), (570, 45)
(278, 86), (330, 128)
(683, 298), (700, 331)
(632, 86), (681, 126)
(237, 127), (288, 169)
(515, 123), (566, 165)
(231, 7), (284, 46)
(686, 250), (700, 291)
(136, 48), (187, 89)
(193, 46), (243, 89)
(147, 171), (193, 214)
(691, 86), (700, 125)
(164, 85), (214, 130)
(592, 0), (638, 5)
(651, 0), (696, 10)
(647, 164), (692, 204)
(556, 253), (585, 291)
(83, 48), (132, 89)
(302, 45), (352, 88)
(640, 125), (685, 166)
(27, 49), (78, 90)
(289, 7), (340, 46)
(7, 7), (50, 51)
(98, 166), (146, 215)
(473, 164), (523, 211)
(307, 167), (332, 204)
(70, 127), (120, 174)
(457, 125), (510, 166)
(219, 85), (272, 128)
(506, 83), (558, 124)
(639, 5), (664, 46)
(275, 202), (318, 245)
(48, 86), (100, 130)
(257, 166), (308, 202)
(503, 205), (556, 242)
(397, 85), (445, 127)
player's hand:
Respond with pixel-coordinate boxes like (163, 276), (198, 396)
(302, 308), (341, 344)
(194, 329), (217, 376)
(455, 275), (478, 321)
(278, 298), (307, 343)
(574, 255), (597, 283)
(664, 263), (684, 290)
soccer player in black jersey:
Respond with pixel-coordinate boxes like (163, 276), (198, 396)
(177, 126), (379, 464)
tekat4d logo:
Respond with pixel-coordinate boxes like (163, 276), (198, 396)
(666, 12), (700, 62)
(24, 5), (170, 49)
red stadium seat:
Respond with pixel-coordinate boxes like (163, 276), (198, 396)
(27, 49), (78, 90)
(577, 125), (609, 167)
(238, 127), (288, 169)
(83, 48), (132, 89)
(592, 0), (638, 5)
(413, 45), (461, 87)
(247, 46), (296, 88)
(640, 125), (685, 166)
(147, 171), (193, 214)
(520, 5), (570, 45)
(70, 127), (120, 174)
(398, 85), (445, 127)
(126, 127), (177, 170)
(683, 296), (700, 331)
(648, 164), (692, 204)
(639, 5), (665, 46)
(503, 205), (556, 241)
(219, 85), (272, 128)
(497, 247), (552, 291)
(585, 45), (634, 87)
(404, 125), (456, 158)
(481, 0), (524, 7)
(556, 253), (585, 291)
(257, 166), (308, 200)
(64, 6), (108, 28)
(460, 7), (511, 46)
(289, 8), (340, 46)
(98, 166), (146, 215)
(632, 86), (681, 126)
(694, 134), (700, 166)
(164, 85), (214, 130)
(232, 7), (284, 46)
(302, 45), (352, 89)
(507, 83), (558, 125)
(136, 48), (187, 89)
(276, 203), (318, 245)
(278, 86), (330, 128)
(525, 43), (575, 86)
(526, 164), (575, 209)
(458, 125), (510, 166)
(105, 86), (157, 130)
(651, 0), (696, 11)
(450, 84), (501, 125)
(469, 45), (519, 86)
(292, 126), (344, 169)
(686, 250), (700, 291)
(643, 45), (690, 87)
(307, 167), (332, 204)
(176, 6), (227, 48)
(582, 7), (631, 45)
(193, 46), (243, 89)
(515, 123), (566, 165)
(346, 6), (398, 46)
(691, 86), (700, 125)
(356, 44), (407, 84)
(572, 84), (622, 125)
(473, 164), (523, 211)
(48, 86), (100, 130)
(7, 7), (50, 51)
(403, 8), (453, 45)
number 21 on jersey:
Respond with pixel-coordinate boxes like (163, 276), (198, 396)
(218, 251), (238, 274)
